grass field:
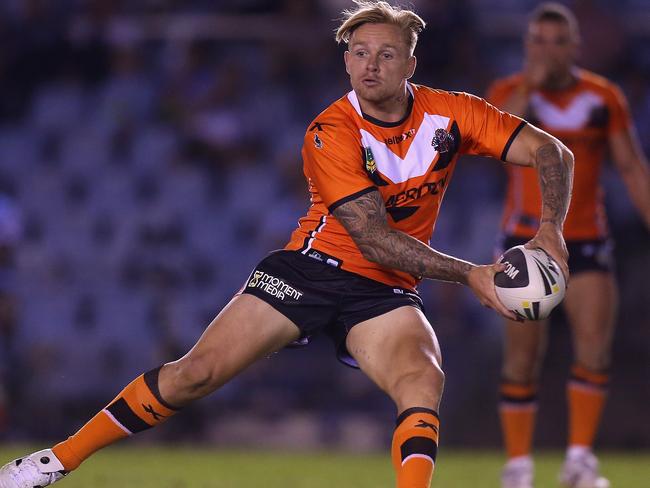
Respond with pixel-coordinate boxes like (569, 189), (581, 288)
(0, 446), (648, 487)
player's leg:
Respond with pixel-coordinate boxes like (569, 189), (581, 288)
(345, 306), (443, 488)
(499, 318), (548, 488)
(560, 271), (616, 488)
(0, 294), (300, 487)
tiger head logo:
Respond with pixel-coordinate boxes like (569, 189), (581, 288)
(431, 128), (454, 153)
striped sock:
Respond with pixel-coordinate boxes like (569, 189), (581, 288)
(499, 381), (537, 459)
(567, 364), (609, 449)
(391, 407), (440, 488)
(52, 366), (179, 470)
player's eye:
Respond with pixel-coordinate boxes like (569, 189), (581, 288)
(381, 52), (394, 59)
(355, 50), (367, 57)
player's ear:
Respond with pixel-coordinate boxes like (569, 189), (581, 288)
(344, 50), (351, 75)
(406, 55), (416, 79)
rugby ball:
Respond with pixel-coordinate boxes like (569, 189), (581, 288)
(494, 245), (566, 321)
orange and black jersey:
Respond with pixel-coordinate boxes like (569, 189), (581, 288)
(286, 83), (525, 290)
(487, 69), (632, 240)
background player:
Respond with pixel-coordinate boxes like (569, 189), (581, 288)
(487, 3), (650, 488)
(0, 2), (573, 488)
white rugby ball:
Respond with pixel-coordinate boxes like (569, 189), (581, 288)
(494, 245), (566, 321)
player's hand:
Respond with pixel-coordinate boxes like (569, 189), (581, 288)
(467, 265), (521, 321)
(524, 59), (549, 89)
(525, 222), (570, 282)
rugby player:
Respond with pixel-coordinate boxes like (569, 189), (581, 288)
(487, 4), (650, 488)
(0, 2), (575, 487)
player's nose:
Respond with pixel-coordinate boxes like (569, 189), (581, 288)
(366, 56), (379, 71)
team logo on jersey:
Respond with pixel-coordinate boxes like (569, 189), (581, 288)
(384, 128), (415, 145)
(431, 128), (454, 153)
(364, 146), (377, 173)
(314, 133), (323, 149)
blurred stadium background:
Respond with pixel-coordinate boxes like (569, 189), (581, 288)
(0, 0), (648, 470)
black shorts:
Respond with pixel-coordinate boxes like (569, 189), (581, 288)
(240, 250), (425, 368)
(496, 235), (614, 274)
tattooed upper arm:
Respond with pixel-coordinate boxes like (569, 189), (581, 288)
(332, 189), (474, 283)
(332, 189), (389, 259)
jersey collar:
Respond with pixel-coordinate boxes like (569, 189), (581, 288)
(347, 83), (415, 128)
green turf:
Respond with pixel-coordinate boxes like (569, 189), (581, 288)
(0, 446), (648, 487)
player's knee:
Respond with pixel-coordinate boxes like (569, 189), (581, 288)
(575, 349), (611, 372)
(502, 362), (538, 384)
(390, 361), (445, 410)
(503, 349), (542, 383)
(167, 355), (225, 399)
(574, 333), (613, 370)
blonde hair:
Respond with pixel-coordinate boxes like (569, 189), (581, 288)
(335, 1), (426, 55)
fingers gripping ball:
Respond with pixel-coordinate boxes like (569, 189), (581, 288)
(494, 245), (566, 321)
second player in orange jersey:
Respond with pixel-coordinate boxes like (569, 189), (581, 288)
(487, 4), (650, 488)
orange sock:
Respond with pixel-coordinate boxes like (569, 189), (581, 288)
(567, 364), (608, 448)
(499, 381), (537, 459)
(391, 407), (439, 488)
(52, 366), (179, 471)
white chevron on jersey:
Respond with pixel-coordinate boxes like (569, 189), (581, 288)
(530, 91), (604, 130)
(359, 113), (450, 184)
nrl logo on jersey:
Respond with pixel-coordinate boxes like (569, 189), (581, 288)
(364, 146), (377, 173)
(431, 128), (454, 153)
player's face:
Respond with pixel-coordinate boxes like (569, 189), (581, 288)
(525, 20), (577, 79)
(344, 23), (416, 105)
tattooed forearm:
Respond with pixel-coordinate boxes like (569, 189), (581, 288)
(536, 142), (574, 227)
(332, 190), (474, 284)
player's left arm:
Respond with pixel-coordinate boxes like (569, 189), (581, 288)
(608, 126), (650, 230)
(454, 92), (573, 278)
(503, 123), (574, 279)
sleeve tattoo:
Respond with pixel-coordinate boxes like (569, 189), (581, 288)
(332, 190), (474, 284)
(536, 142), (574, 227)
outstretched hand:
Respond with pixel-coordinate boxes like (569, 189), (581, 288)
(467, 264), (521, 321)
(525, 222), (569, 282)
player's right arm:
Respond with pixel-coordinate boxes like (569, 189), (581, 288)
(487, 81), (530, 118)
(332, 190), (517, 320)
(486, 49), (556, 117)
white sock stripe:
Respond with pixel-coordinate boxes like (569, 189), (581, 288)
(568, 380), (607, 394)
(401, 453), (434, 467)
(102, 408), (133, 435)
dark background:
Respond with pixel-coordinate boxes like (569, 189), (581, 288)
(0, 0), (647, 451)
